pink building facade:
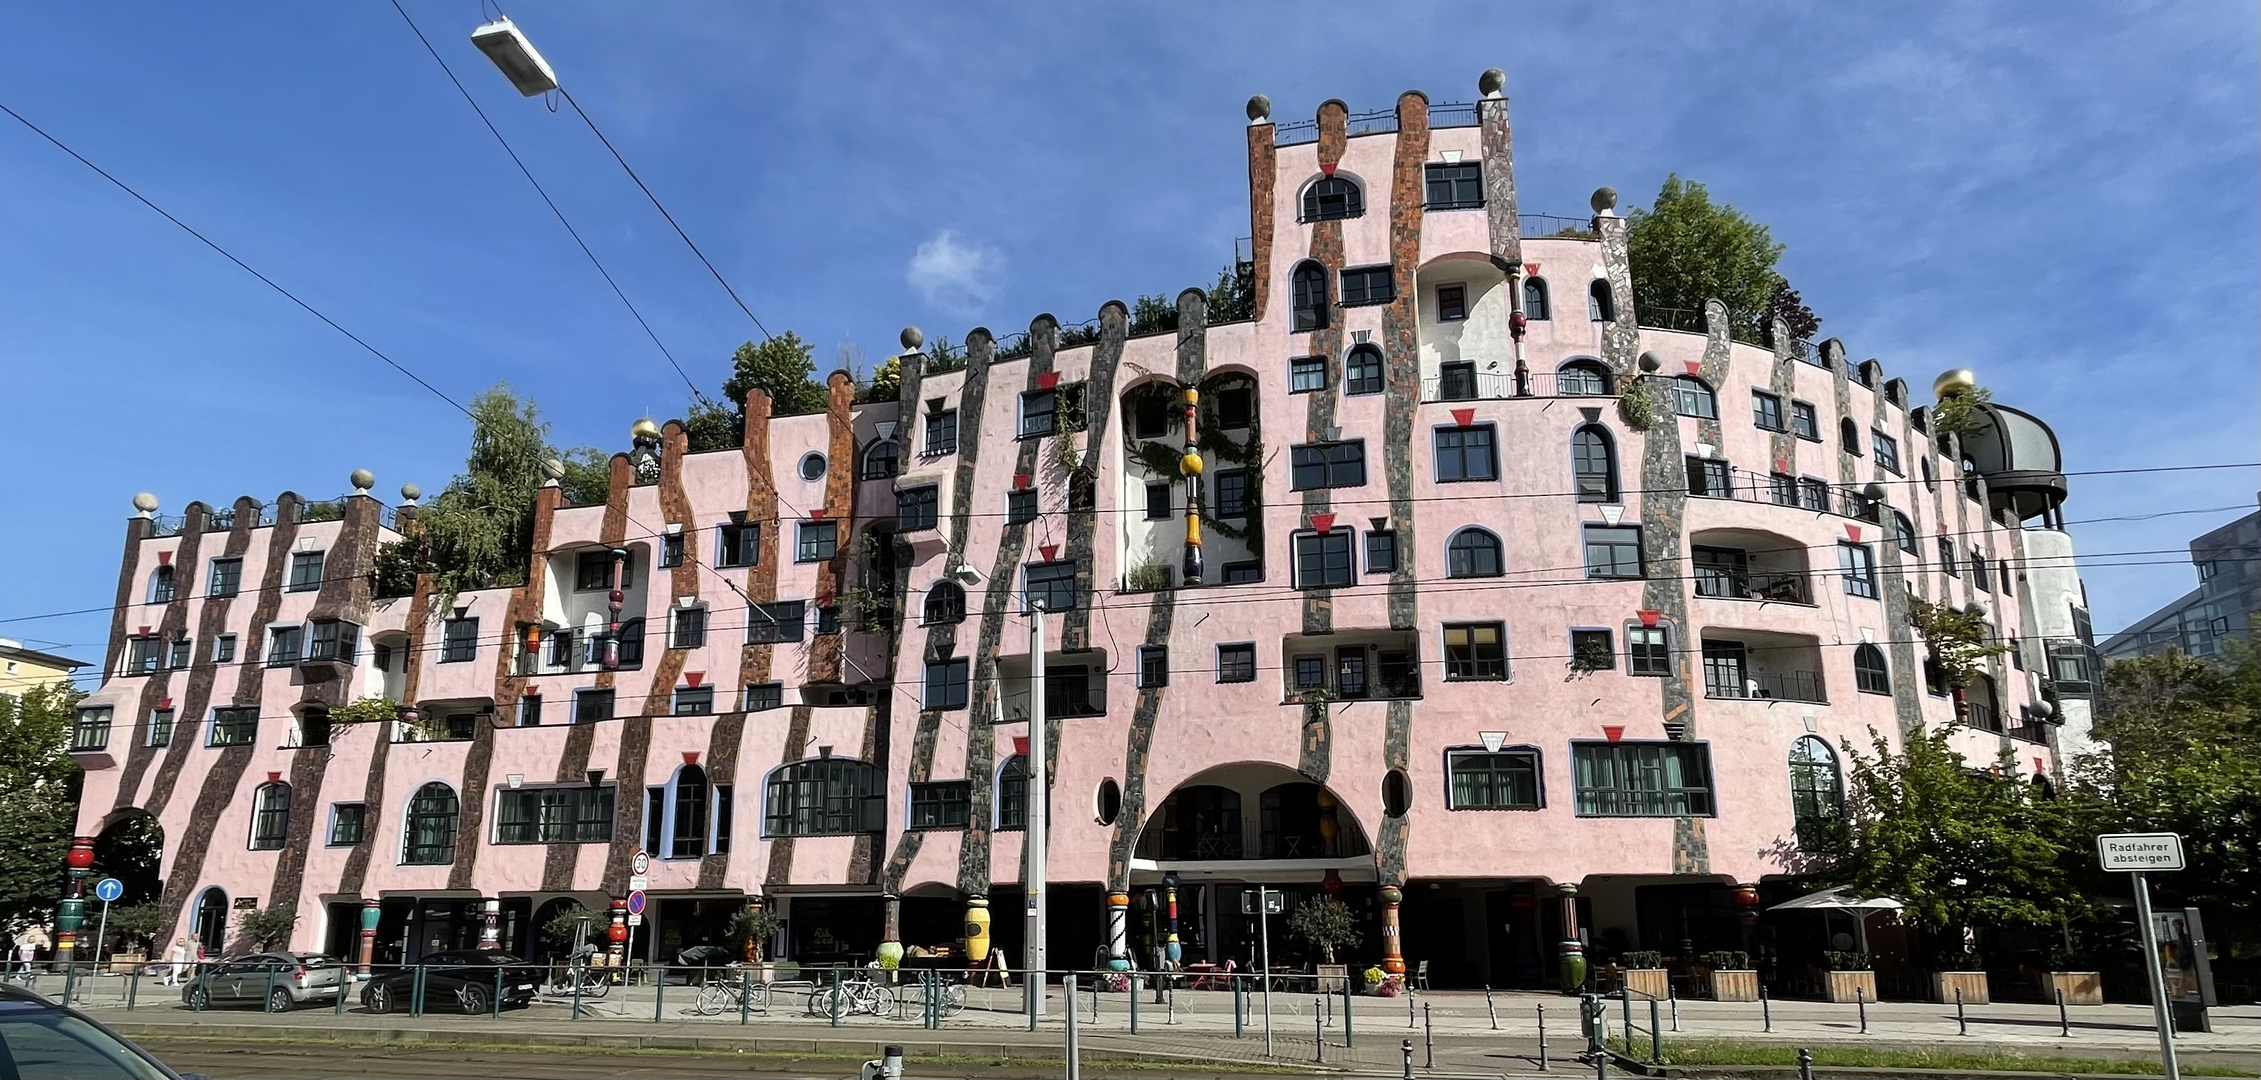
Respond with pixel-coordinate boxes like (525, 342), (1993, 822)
(69, 71), (2091, 990)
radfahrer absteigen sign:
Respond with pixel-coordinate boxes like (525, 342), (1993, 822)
(2096, 832), (2186, 873)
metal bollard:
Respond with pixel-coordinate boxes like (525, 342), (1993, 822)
(334, 971), (346, 1015)
(1669, 986), (1678, 1032)
(127, 968), (139, 1012)
(1797, 1047), (1814, 1080)
(1063, 974), (1081, 1080)
(1401, 1037), (1414, 1080)
(1424, 1001), (1434, 1068)
(63, 963), (77, 1007)
(1761, 983), (1771, 1032)
(1620, 986), (1634, 1051)
(876, 1044), (904, 1080)
(1487, 984), (1499, 1030)
(741, 970), (752, 1025)
(1538, 1002), (1548, 1071)
(492, 968), (503, 1018)
(654, 966), (666, 1022)
(2057, 987), (2070, 1037)
(1648, 996), (1662, 1063)
(265, 967), (278, 1012)
(831, 967), (842, 1028)
(1856, 987), (1867, 1035)
(570, 964), (584, 1021)
(1233, 976), (1244, 1039)
(1409, 983), (1418, 1028)
(1315, 998), (1324, 1062)
(1955, 986), (1966, 1035)
(1129, 976), (1139, 1034)
(1342, 977), (1354, 1047)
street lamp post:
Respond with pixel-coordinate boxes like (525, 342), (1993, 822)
(1027, 597), (1049, 1021)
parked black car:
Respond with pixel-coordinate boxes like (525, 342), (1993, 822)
(0, 983), (192, 1079)
(360, 951), (544, 1015)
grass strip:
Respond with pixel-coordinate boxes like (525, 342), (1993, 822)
(1608, 1037), (2257, 1077)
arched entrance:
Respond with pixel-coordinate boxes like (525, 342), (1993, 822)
(191, 887), (228, 957)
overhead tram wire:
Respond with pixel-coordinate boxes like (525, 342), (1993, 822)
(387, 0), (706, 403)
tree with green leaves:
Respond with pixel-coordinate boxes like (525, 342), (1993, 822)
(0, 681), (81, 933)
(862, 355), (903, 405)
(1286, 896), (1363, 965)
(1765, 279), (1822, 343)
(1626, 176), (1787, 341)
(235, 904), (299, 952)
(682, 397), (744, 454)
(722, 333), (827, 417)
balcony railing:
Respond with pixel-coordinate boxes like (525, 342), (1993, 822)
(1693, 569), (1812, 605)
(1430, 101), (1480, 128)
(1518, 213), (1594, 238)
(1706, 670), (1827, 705)
(1274, 119), (1318, 146)
(1419, 367), (1624, 403)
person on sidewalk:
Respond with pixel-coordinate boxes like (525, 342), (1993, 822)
(165, 938), (189, 986)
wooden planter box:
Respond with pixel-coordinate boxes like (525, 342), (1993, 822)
(1824, 969), (1877, 1003)
(1932, 970), (1990, 1005)
(107, 952), (146, 975)
(1708, 969), (1760, 1002)
(1623, 968), (1670, 1000)
(2045, 971), (2102, 1006)
(1314, 964), (1349, 994)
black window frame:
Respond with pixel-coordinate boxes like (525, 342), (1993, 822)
(743, 682), (785, 711)
(209, 706), (257, 747)
(896, 485), (940, 532)
(1570, 628), (1615, 672)
(1790, 401), (1820, 441)
(1340, 264), (1395, 306)
(1300, 175), (1363, 221)
(796, 520), (839, 563)
(1571, 741), (1715, 817)
(1853, 643), (1891, 695)
(1006, 488), (1039, 524)
(659, 532), (684, 568)
(1136, 645), (1169, 689)
(1365, 529), (1399, 574)
(717, 521), (760, 568)
(672, 606), (707, 649)
(922, 582), (966, 625)
(1289, 441), (1366, 491)
(1217, 643), (1257, 683)
(495, 785), (616, 845)
(439, 617), (478, 664)
(207, 557), (242, 598)
(1434, 424), (1499, 483)
(747, 600), (808, 644)
(924, 408), (959, 456)
(1752, 390), (1785, 431)
(1291, 262), (1329, 331)
(1839, 542), (1879, 599)
(1344, 345), (1383, 395)
(1289, 355), (1328, 394)
(70, 707), (113, 752)
(1423, 161), (1484, 210)
(1442, 621), (1508, 682)
(909, 781), (972, 830)
(327, 802), (366, 846)
(287, 550), (325, 593)
(763, 759), (884, 838)
(1447, 748), (1543, 810)
(924, 658), (970, 710)
(1798, 477), (1832, 512)
(1583, 525), (1644, 580)
(1293, 530), (1355, 590)
(1020, 388), (1060, 437)
(1435, 282), (1468, 322)
(1685, 456), (1731, 498)
(265, 625), (302, 667)
(672, 686), (715, 716)
(1143, 483), (1172, 520)
(1522, 277), (1551, 320)
(1873, 430), (1902, 475)
(1023, 561), (1079, 613)
(1446, 527), (1504, 579)
(1572, 425), (1618, 503)
(1626, 624), (1672, 676)
(249, 782), (292, 850)
(574, 550), (616, 591)
(1213, 469), (1248, 519)
(1671, 376), (1717, 419)
(574, 689), (615, 724)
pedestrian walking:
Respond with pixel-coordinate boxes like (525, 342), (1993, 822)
(165, 938), (189, 986)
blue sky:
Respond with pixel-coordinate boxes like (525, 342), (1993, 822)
(2, 1), (2254, 675)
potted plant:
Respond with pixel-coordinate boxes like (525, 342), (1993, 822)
(1821, 950), (1876, 1003)
(1704, 950), (1758, 1002)
(1363, 966), (1402, 997)
(728, 901), (786, 981)
(1930, 948), (1990, 1005)
(1286, 897), (1361, 994)
(2042, 946), (2102, 1006)
(1619, 950), (1669, 1000)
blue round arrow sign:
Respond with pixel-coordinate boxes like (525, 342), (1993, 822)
(93, 878), (124, 903)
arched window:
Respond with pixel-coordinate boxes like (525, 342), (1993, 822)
(1522, 277), (1551, 320)
(193, 887), (229, 953)
(1556, 359), (1612, 397)
(615, 618), (645, 668)
(923, 582), (966, 625)
(147, 566), (176, 604)
(996, 755), (1030, 831)
(1853, 644), (1891, 695)
(861, 439), (901, 480)
(403, 782), (459, 865)
(1290, 262), (1329, 332)
(1588, 279), (1615, 322)
(1788, 736), (1842, 844)
(1671, 376), (1717, 419)
(763, 759), (883, 837)
(1301, 176), (1363, 222)
(1446, 528), (1504, 578)
(1892, 512), (1917, 554)
(668, 764), (709, 859)
(1840, 418), (1862, 456)
(250, 781), (291, 851)
(1572, 425), (1619, 503)
(1343, 343), (1384, 395)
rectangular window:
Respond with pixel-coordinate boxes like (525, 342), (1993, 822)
(1293, 530), (1355, 589)
(1791, 401), (1820, 441)
(70, 707), (113, 752)
(672, 686), (714, 715)
(660, 532), (684, 568)
(1213, 470), (1248, 519)
(1971, 553), (1992, 591)
(744, 683), (785, 712)
(306, 619), (358, 663)
(1873, 431), (1902, 474)
(1769, 472), (1797, 507)
(213, 634), (236, 664)
(1293, 654), (1326, 690)
(1024, 561), (1079, 612)
(147, 708), (175, 747)
(816, 605), (840, 635)
(1144, 483), (1172, 520)
(1424, 162), (1484, 210)
(495, 786), (615, 844)
(328, 803), (366, 846)
(1289, 441), (1365, 490)
(1685, 456), (1730, 498)
(1006, 488), (1038, 524)
(124, 636), (161, 675)
(1217, 643), (1257, 683)
(1381, 649), (1419, 697)
(672, 607), (707, 649)
(1798, 477), (1831, 512)
(1999, 560), (2014, 596)
(1340, 265), (1395, 306)
(1434, 425), (1499, 482)
(1335, 645), (1369, 698)
(167, 638), (192, 669)
(1443, 621), (1508, 681)
(1048, 665), (1103, 717)
(519, 694), (543, 727)
(1222, 560), (1264, 584)
(1939, 538), (1960, 576)
(549, 629), (575, 667)
(1216, 387), (1254, 430)
(747, 601), (808, 644)
(575, 550), (615, 591)
(796, 520), (838, 562)
(1626, 625), (1671, 676)
(209, 706), (257, 747)
(1137, 645), (1169, 688)
(1572, 742), (1714, 817)
(1570, 628), (1615, 671)
(1132, 395), (1170, 439)
(207, 557), (242, 598)
(440, 617), (478, 663)
(1020, 388), (1063, 437)
(1583, 526), (1644, 580)
(909, 781), (971, 830)
(1344, 348), (1383, 395)
(288, 550), (325, 592)
(1449, 749), (1542, 810)
(924, 658), (970, 710)
(896, 485), (939, 531)
(1289, 356), (1328, 393)
(1840, 543), (1878, 598)
(574, 689), (615, 724)
(924, 408), (959, 455)
(1067, 474), (1094, 514)
(266, 626), (302, 666)
(1365, 530), (1399, 574)
(717, 521), (760, 567)
(1436, 283), (1468, 322)
(1752, 391), (1784, 432)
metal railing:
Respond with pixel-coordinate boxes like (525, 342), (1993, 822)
(1706, 669), (1827, 705)
(1273, 119), (1319, 146)
(1638, 306), (1707, 334)
(1518, 213), (1594, 237)
(1429, 101), (1480, 128)
(1344, 108), (1398, 137)
(1693, 569), (1812, 605)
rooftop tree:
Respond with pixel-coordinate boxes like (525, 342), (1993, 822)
(1626, 175), (1795, 343)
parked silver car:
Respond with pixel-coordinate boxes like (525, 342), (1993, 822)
(181, 952), (346, 1011)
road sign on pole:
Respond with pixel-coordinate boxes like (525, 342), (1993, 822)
(631, 850), (649, 876)
(93, 878), (124, 903)
(2097, 833), (2184, 873)
(91, 878), (123, 971)
(2100, 832), (2184, 1080)
(627, 890), (647, 918)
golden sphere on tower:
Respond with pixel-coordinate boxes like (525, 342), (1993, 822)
(1181, 387), (1200, 405)
(1179, 451), (1205, 476)
(630, 417), (662, 442)
(1932, 369), (1977, 400)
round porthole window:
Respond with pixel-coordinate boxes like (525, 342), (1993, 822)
(799, 452), (827, 482)
(1381, 769), (1411, 818)
(1095, 777), (1122, 825)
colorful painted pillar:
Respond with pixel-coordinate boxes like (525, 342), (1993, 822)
(357, 899), (380, 976)
(1557, 882), (1587, 993)
(602, 547), (627, 669)
(1106, 892), (1131, 972)
(606, 898), (628, 967)
(1507, 267), (1532, 397)
(876, 895), (904, 970)
(1735, 883), (1761, 956)
(1378, 885), (1405, 976)
(964, 896), (991, 966)
(56, 836), (95, 965)
(479, 900), (501, 951)
(1162, 873), (1182, 967)
(1179, 386), (1204, 586)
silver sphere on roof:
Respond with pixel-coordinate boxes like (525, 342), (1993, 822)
(1637, 352), (1662, 374)
(1863, 481), (1886, 502)
(349, 469), (375, 492)
(1246, 94), (1271, 123)
(400, 483), (422, 505)
(132, 492), (160, 513)
(542, 457), (566, 481)
(1478, 68), (1506, 97)
(1590, 187), (1619, 214)
(899, 326), (924, 352)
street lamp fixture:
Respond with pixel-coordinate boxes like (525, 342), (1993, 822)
(471, 16), (558, 96)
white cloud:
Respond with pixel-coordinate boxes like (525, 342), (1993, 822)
(906, 229), (1002, 316)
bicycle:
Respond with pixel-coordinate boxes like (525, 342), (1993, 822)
(805, 970), (894, 1019)
(545, 962), (611, 1000)
(692, 967), (769, 1016)
(898, 975), (965, 1019)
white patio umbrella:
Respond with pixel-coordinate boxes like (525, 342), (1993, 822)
(1769, 888), (1904, 953)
